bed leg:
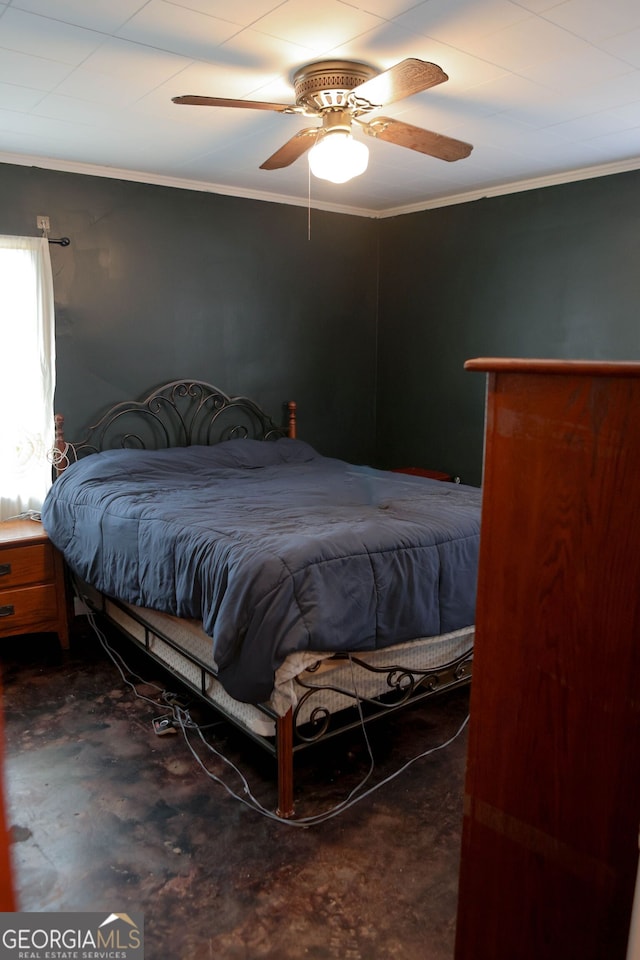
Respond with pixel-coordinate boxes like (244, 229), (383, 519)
(276, 709), (295, 819)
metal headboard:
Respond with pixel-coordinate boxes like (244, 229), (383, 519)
(53, 380), (297, 474)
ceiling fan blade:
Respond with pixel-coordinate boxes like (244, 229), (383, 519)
(260, 128), (319, 170)
(360, 117), (473, 162)
(172, 95), (292, 112)
(354, 59), (448, 107)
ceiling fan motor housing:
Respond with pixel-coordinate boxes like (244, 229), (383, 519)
(292, 60), (378, 112)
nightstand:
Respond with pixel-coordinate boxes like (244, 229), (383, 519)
(0, 519), (69, 649)
(391, 466), (457, 482)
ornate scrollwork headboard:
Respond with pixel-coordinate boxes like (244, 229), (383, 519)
(53, 380), (297, 474)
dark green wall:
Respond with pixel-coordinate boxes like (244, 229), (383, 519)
(376, 170), (640, 486)
(0, 163), (378, 464)
(3, 162), (640, 483)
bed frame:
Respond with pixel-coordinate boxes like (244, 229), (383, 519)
(53, 379), (473, 818)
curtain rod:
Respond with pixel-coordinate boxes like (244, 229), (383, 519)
(48, 237), (70, 246)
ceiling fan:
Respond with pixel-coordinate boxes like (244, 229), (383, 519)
(172, 58), (473, 184)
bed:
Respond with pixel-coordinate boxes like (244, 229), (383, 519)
(42, 380), (481, 817)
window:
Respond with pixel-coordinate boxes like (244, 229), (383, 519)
(0, 235), (56, 521)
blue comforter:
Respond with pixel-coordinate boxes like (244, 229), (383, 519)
(42, 438), (481, 703)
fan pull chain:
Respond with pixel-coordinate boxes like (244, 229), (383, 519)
(307, 163), (312, 241)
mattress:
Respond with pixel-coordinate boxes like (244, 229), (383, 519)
(104, 597), (474, 738)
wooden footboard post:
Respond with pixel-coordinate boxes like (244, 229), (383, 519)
(275, 709), (295, 819)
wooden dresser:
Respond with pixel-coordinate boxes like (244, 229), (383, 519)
(455, 359), (640, 960)
(0, 518), (69, 649)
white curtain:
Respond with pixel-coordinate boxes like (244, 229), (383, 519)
(0, 235), (56, 522)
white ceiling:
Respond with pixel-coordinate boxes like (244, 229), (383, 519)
(1, 0), (640, 218)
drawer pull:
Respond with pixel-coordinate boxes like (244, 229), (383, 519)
(0, 604), (15, 618)
(0, 563), (11, 577)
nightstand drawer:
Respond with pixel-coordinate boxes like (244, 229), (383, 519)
(0, 518), (70, 648)
(0, 542), (54, 589)
(0, 583), (60, 637)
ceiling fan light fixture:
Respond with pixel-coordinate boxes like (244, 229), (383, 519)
(308, 130), (369, 184)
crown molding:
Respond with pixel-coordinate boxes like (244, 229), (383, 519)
(375, 156), (640, 218)
(0, 150), (374, 218)
(1, 150), (639, 220)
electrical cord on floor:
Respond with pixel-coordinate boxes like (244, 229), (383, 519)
(84, 599), (470, 827)
(87, 608), (166, 707)
(86, 608), (217, 730)
(170, 657), (380, 828)
(173, 686), (469, 828)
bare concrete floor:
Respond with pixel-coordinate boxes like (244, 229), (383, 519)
(1, 623), (469, 960)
